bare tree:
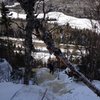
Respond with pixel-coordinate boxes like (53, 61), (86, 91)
(17, 0), (37, 84)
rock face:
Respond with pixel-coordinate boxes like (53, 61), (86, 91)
(0, 0), (97, 18)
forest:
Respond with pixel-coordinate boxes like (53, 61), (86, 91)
(0, 0), (100, 100)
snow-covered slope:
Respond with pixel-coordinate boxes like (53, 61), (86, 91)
(1, 11), (99, 33)
(0, 68), (100, 100)
(0, 6), (100, 32)
(0, 59), (12, 82)
(38, 12), (100, 33)
(5, 2), (20, 8)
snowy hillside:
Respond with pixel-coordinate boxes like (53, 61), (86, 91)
(38, 12), (100, 32)
(5, 2), (20, 8)
(0, 11), (99, 33)
(0, 68), (100, 100)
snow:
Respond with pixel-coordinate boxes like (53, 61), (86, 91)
(0, 82), (57, 100)
(0, 37), (24, 41)
(0, 11), (100, 32)
(0, 82), (23, 100)
(8, 11), (99, 32)
(0, 59), (12, 82)
(0, 68), (100, 100)
(33, 52), (55, 62)
(9, 11), (26, 19)
(33, 39), (44, 43)
(5, 3), (20, 8)
(37, 12), (100, 33)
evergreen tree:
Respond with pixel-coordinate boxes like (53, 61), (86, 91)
(0, 2), (14, 63)
(0, 2), (12, 36)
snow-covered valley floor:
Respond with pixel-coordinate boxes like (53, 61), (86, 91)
(0, 68), (100, 100)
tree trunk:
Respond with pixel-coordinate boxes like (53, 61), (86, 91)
(17, 0), (36, 85)
(24, 16), (34, 84)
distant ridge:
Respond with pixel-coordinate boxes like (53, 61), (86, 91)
(0, 0), (98, 18)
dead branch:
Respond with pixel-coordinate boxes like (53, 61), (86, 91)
(41, 89), (48, 100)
(11, 20), (25, 31)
